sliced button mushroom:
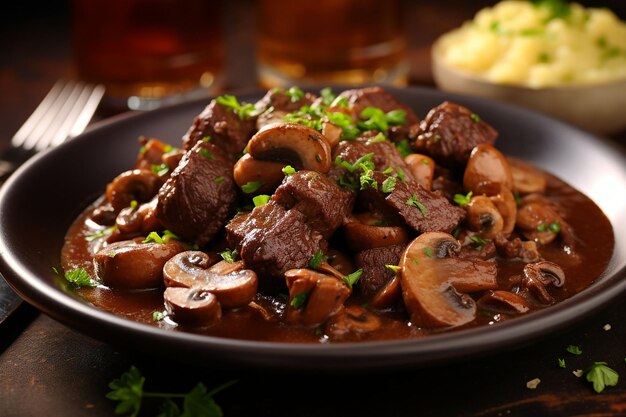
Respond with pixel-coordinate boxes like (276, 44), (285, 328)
(233, 153), (287, 194)
(369, 274), (402, 310)
(324, 305), (382, 341)
(285, 268), (351, 327)
(247, 123), (332, 173)
(405, 153), (435, 189)
(163, 251), (257, 309)
(477, 290), (530, 314)
(516, 201), (572, 246)
(343, 215), (409, 252)
(164, 287), (222, 326)
(522, 261), (565, 304)
(116, 197), (161, 235)
(463, 144), (513, 193)
(507, 157), (547, 194)
(93, 239), (186, 289)
(399, 232), (498, 328)
(465, 195), (504, 238)
(105, 169), (163, 211)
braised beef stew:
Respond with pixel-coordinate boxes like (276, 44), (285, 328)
(61, 86), (614, 343)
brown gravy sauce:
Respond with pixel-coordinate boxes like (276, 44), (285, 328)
(61, 166), (614, 343)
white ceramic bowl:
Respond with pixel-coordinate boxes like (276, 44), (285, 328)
(432, 39), (626, 136)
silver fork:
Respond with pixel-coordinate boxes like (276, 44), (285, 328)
(0, 79), (105, 325)
(0, 79), (105, 182)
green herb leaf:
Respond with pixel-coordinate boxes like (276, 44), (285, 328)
(381, 176), (397, 193)
(64, 268), (96, 287)
(157, 399), (181, 417)
(326, 112), (359, 140)
(86, 226), (116, 242)
(586, 362), (619, 393)
(143, 231), (165, 244)
(290, 292), (309, 309)
(212, 176), (225, 184)
(406, 194), (428, 216)
(424, 247), (434, 258)
(470, 235), (488, 250)
(241, 181), (264, 194)
(219, 249), (238, 263)
(566, 345), (583, 355)
(196, 148), (215, 160)
(282, 165), (296, 175)
(558, 358), (566, 368)
(453, 191), (473, 207)
(285, 86), (305, 103)
(106, 366), (144, 417)
(252, 194), (270, 207)
(395, 139), (412, 158)
(385, 264), (401, 273)
(370, 132), (387, 143)
(343, 269), (363, 289)
(180, 382), (223, 417)
(320, 87), (335, 106)
(532, 0), (571, 21)
(152, 311), (166, 322)
(359, 168), (378, 191)
(309, 250), (324, 269)
(151, 163), (170, 176)
(215, 94), (257, 120)
(470, 113), (481, 122)
(385, 109), (406, 126)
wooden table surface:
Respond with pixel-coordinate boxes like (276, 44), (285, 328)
(1, 1), (626, 416)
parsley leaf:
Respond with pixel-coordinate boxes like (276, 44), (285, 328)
(64, 268), (96, 287)
(282, 165), (296, 175)
(240, 181), (264, 194)
(252, 194), (270, 207)
(320, 87), (336, 106)
(106, 366), (144, 417)
(381, 176), (397, 193)
(285, 86), (305, 103)
(566, 345), (583, 355)
(215, 94), (256, 120)
(385, 264), (401, 273)
(151, 163), (170, 177)
(181, 382), (223, 417)
(342, 269), (363, 289)
(219, 249), (238, 263)
(558, 358), (566, 368)
(453, 191), (473, 207)
(406, 194), (428, 216)
(470, 235), (488, 250)
(586, 362), (619, 393)
(143, 231), (165, 244)
(212, 176), (225, 184)
(290, 292), (309, 309)
(395, 139), (412, 158)
(309, 250), (324, 269)
(196, 148), (215, 160)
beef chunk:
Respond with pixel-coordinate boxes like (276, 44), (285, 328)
(355, 244), (405, 297)
(410, 101), (498, 168)
(330, 137), (416, 185)
(254, 88), (317, 129)
(157, 141), (237, 246)
(182, 100), (256, 159)
(338, 86), (419, 125)
(360, 172), (465, 234)
(226, 202), (323, 280)
(273, 170), (355, 238)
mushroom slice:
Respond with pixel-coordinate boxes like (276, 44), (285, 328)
(516, 201), (571, 246)
(285, 268), (351, 327)
(233, 153), (286, 194)
(522, 261), (565, 304)
(399, 232), (498, 328)
(324, 305), (382, 341)
(507, 157), (547, 194)
(247, 123), (332, 173)
(164, 287), (222, 326)
(369, 275), (402, 310)
(463, 144), (513, 193)
(163, 251), (258, 309)
(343, 215), (409, 252)
(94, 239), (186, 289)
(472, 181), (518, 237)
(477, 290), (530, 314)
(105, 169), (163, 212)
(465, 195), (504, 239)
(404, 153), (435, 189)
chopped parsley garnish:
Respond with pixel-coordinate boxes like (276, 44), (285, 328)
(586, 362), (619, 393)
(241, 181), (264, 194)
(470, 113), (481, 122)
(470, 235), (488, 250)
(282, 165), (296, 175)
(150, 163), (169, 176)
(382, 167), (394, 175)
(434, 134), (442, 143)
(566, 345), (583, 355)
(537, 222), (561, 233)
(309, 250), (324, 269)
(216, 94), (257, 120)
(64, 268), (96, 287)
(558, 358), (566, 368)
(381, 176), (397, 193)
(359, 168), (378, 191)
(212, 176), (225, 183)
(423, 247), (434, 258)
(320, 87), (336, 106)
(143, 231), (165, 244)
(290, 292), (309, 309)
(285, 86), (305, 102)
(252, 194), (270, 207)
(370, 132), (387, 143)
(396, 166), (406, 182)
(152, 311), (166, 322)
(130, 200), (138, 210)
(453, 191), (473, 207)
(343, 269), (363, 289)
(326, 112), (359, 140)
(514, 191), (522, 206)
(395, 139), (412, 158)
(86, 226), (116, 242)
(334, 153), (375, 173)
(220, 248), (238, 263)
(196, 148), (215, 160)
(106, 366), (235, 417)
(406, 194), (428, 216)
(201, 135), (212, 142)
(385, 264), (401, 273)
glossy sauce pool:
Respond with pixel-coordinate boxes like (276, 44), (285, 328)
(60, 166), (614, 343)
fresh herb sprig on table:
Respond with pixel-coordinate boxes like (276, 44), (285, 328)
(107, 366), (236, 417)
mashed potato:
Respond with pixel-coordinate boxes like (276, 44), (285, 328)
(435, 0), (626, 87)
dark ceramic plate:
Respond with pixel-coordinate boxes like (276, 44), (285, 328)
(1, 86), (625, 371)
